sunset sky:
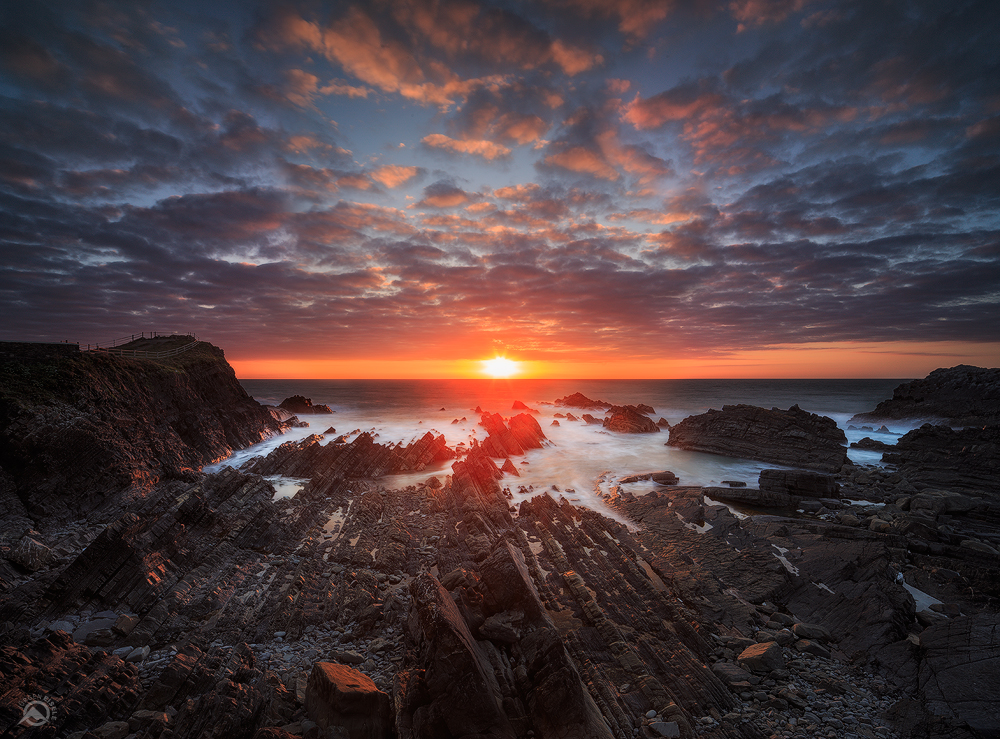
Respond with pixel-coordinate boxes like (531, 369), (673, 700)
(1, 0), (997, 378)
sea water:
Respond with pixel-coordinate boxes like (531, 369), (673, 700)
(208, 378), (913, 513)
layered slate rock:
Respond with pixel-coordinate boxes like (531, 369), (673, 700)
(759, 469), (839, 499)
(480, 412), (546, 458)
(0, 630), (141, 736)
(850, 365), (1000, 427)
(244, 431), (455, 499)
(881, 424), (1000, 495)
(603, 405), (660, 434)
(667, 404), (849, 472)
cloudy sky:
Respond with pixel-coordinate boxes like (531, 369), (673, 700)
(1, 0), (997, 378)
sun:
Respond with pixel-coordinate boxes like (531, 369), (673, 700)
(482, 357), (520, 378)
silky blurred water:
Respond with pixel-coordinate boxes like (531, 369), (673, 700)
(208, 378), (914, 512)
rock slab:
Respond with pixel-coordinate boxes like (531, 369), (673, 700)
(305, 662), (392, 739)
(667, 404), (848, 472)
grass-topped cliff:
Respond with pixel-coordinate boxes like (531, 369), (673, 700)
(0, 338), (280, 521)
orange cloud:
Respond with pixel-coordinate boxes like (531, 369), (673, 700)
(281, 69), (322, 108)
(545, 146), (619, 180)
(422, 133), (511, 160)
(319, 81), (372, 98)
(623, 87), (725, 130)
(370, 164), (420, 188)
(260, 6), (506, 108)
(608, 208), (696, 225)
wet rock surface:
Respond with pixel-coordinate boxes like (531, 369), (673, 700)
(667, 404), (849, 473)
(604, 405), (661, 434)
(850, 365), (1000, 427)
(1, 377), (998, 739)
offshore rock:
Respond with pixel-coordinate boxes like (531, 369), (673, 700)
(667, 404), (848, 472)
(553, 392), (611, 410)
(882, 424), (1000, 495)
(603, 405), (660, 434)
(278, 395), (334, 414)
(850, 436), (894, 452)
(480, 412), (546, 458)
(244, 430), (455, 498)
(850, 365), (1000, 426)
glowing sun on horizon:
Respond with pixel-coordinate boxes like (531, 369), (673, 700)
(482, 357), (520, 378)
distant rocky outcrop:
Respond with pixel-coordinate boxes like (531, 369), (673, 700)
(0, 341), (280, 521)
(850, 437), (894, 452)
(850, 365), (1000, 426)
(278, 395), (334, 414)
(602, 405), (660, 433)
(553, 392), (611, 410)
(667, 404), (849, 472)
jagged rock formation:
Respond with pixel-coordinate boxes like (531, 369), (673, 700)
(667, 405), (849, 473)
(0, 341), (280, 522)
(850, 365), (1000, 426)
(479, 412), (547, 458)
(243, 431), (454, 499)
(881, 424), (1000, 495)
(278, 396), (334, 414)
(553, 393), (611, 410)
(603, 405), (660, 434)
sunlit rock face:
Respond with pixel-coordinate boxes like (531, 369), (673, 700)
(667, 404), (849, 472)
(603, 405), (660, 433)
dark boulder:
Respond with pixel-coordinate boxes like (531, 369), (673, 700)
(278, 395), (334, 414)
(553, 392), (611, 410)
(603, 405), (659, 434)
(850, 437), (894, 452)
(667, 404), (848, 472)
(305, 662), (392, 739)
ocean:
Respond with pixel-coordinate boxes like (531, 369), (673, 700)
(208, 378), (910, 517)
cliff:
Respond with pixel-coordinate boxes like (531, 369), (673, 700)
(850, 365), (1000, 426)
(0, 339), (280, 520)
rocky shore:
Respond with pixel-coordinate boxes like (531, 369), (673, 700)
(1, 353), (998, 739)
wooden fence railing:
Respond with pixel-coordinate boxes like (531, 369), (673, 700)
(90, 340), (201, 359)
(82, 331), (201, 359)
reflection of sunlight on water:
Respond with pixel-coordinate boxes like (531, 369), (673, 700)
(324, 505), (349, 537)
(267, 476), (309, 500)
